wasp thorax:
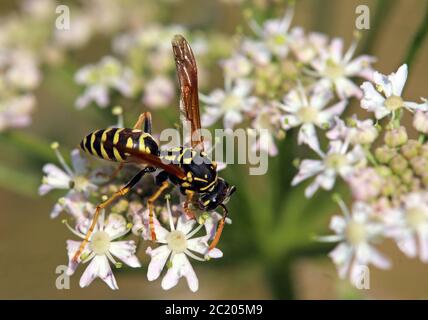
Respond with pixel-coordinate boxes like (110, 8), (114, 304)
(166, 230), (187, 253)
(90, 231), (111, 255)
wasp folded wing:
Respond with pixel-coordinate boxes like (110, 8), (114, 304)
(120, 146), (186, 180)
(172, 34), (204, 152)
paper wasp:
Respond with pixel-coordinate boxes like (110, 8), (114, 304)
(72, 35), (236, 263)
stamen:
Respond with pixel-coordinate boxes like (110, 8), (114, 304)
(343, 31), (360, 63)
(81, 251), (96, 264)
(185, 222), (204, 240)
(315, 235), (344, 243)
(278, 6), (294, 33)
(184, 249), (205, 262)
(166, 197), (175, 231)
(332, 193), (351, 218)
(106, 251), (118, 266)
(112, 106), (124, 128)
(51, 142), (73, 176)
(62, 219), (86, 239)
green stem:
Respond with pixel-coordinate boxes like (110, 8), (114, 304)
(264, 257), (295, 299)
(404, 3), (428, 70)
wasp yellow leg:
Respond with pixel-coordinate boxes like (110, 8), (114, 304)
(208, 204), (228, 251)
(72, 168), (153, 263)
(133, 111), (152, 134)
(147, 181), (170, 241)
(184, 190), (196, 219)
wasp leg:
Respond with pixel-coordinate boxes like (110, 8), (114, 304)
(134, 111), (152, 134)
(183, 190), (196, 219)
(208, 204), (228, 251)
(72, 167), (155, 263)
(147, 180), (170, 241)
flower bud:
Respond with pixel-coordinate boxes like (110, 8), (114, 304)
(384, 126), (408, 147)
(420, 143), (428, 158)
(390, 154), (408, 174)
(375, 145), (396, 164)
(381, 175), (400, 196)
(348, 167), (382, 201)
(375, 165), (392, 177)
(410, 156), (428, 176)
(410, 177), (421, 191)
(413, 111), (428, 134)
(401, 168), (414, 184)
(421, 174), (428, 187)
(401, 139), (420, 159)
(352, 125), (378, 145)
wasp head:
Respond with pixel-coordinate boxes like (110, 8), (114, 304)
(198, 177), (236, 211)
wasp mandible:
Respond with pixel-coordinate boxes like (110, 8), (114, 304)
(72, 35), (236, 263)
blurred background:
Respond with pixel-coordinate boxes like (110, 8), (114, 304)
(0, 0), (427, 299)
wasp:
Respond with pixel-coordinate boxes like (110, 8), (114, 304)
(72, 35), (236, 263)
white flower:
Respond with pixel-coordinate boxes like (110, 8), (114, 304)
(201, 78), (254, 129)
(310, 37), (375, 99)
(0, 94), (35, 131)
(360, 64), (428, 119)
(348, 167), (382, 202)
(292, 140), (365, 197)
(289, 27), (328, 63)
(413, 101), (428, 134)
(249, 8), (295, 58)
(39, 147), (97, 217)
(75, 56), (140, 109)
(142, 76), (175, 109)
(281, 84), (347, 151)
(220, 54), (252, 79)
(241, 39), (271, 65)
(251, 103), (282, 156)
(384, 192), (428, 262)
(318, 201), (390, 285)
(146, 202), (222, 292)
(53, 14), (93, 49)
(65, 212), (141, 290)
(327, 115), (378, 145)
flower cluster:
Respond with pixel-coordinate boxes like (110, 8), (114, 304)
(200, 7), (374, 156)
(198, 6), (428, 287)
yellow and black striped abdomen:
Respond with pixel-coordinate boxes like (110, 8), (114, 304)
(80, 128), (159, 162)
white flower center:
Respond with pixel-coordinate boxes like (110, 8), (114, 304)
(166, 230), (188, 253)
(325, 153), (347, 171)
(222, 94), (241, 111)
(406, 206), (427, 230)
(384, 95), (403, 111)
(72, 175), (90, 192)
(324, 60), (345, 79)
(346, 221), (367, 245)
(90, 231), (111, 255)
(297, 106), (318, 123)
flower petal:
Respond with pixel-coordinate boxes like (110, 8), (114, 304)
(146, 245), (170, 281)
(109, 241), (141, 268)
(80, 255), (118, 290)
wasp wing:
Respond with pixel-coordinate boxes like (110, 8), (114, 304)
(172, 34), (204, 152)
(121, 147), (186, 180)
